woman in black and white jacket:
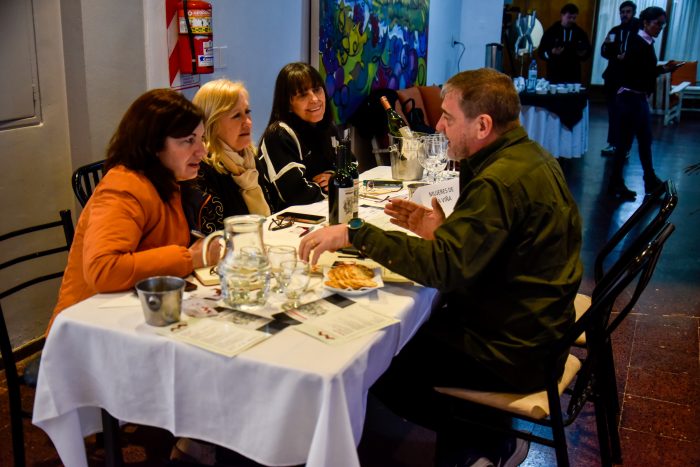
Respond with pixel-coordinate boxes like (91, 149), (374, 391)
(258, 62), (341, 211)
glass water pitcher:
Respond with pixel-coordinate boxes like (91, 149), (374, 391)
(202, 214), (271, 311)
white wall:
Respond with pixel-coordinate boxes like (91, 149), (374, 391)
(67, 1), (148, 170)
(458, 0), (503, 72)
(426, 0), (463, 85)
(418, 0), (505, 86)
(0, 0), (73, 344)
(202, 0), (309, 143)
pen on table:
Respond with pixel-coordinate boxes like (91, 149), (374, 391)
(299, 226), (315, 237)
(191, 230), (205, 239)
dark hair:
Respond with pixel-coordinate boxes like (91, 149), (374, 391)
(266, 62), (333, 128)
(441, 68), (521, 132)
(104, 89), (204, 202)
(639, 6), (665, 23)
(619, 1), (636, 13)
(561, 3), (579, 15)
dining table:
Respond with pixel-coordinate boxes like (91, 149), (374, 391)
(32, 166), (439, 467)
(519, 90), (589, 158)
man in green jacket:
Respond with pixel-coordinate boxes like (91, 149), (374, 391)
(299, 68), (583, 466)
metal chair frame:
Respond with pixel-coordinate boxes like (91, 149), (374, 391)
(0, 210), (74, 467)
(584, 180), (677, 462)
(71, 159), (105, 207)
(438, 223), (675, 467)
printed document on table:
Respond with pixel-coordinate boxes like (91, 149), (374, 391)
(293, 294), (398, 344)
(158, 319), (269, 357)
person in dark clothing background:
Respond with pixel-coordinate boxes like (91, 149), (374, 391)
(600, 1), (639, 156)
(608, 6), (685, 200)
(539, 3), (592, 84)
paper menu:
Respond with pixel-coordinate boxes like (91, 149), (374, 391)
(158, 319), (269, 358)
(292, 294), (398, 345)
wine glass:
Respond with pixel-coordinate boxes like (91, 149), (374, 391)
(267, 245), (297, 293)
(279, 260), (310, 310)
(419, 134), (448, 183)
(279, 260), (310, 309)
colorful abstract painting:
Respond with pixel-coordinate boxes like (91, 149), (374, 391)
(318, 0), (429, 123)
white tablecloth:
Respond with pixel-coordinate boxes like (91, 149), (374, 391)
(32, 167), (438, 467)
(520, 104), (589, 158)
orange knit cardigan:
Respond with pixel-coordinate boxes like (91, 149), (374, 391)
(48, 165), (193, 332)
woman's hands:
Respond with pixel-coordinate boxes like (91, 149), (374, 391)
(663, 60), (686, 73)
(188, 237), (224, 269)
(312, 171), (334, 192)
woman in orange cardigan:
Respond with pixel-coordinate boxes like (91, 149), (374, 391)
(48, 89), (211, 332)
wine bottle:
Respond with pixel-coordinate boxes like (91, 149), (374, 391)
(350, 158), (360, 218)
(380, 96), (413, 138)
(328, 139), (355, 225)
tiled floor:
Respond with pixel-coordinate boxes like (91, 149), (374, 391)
(1, 101), (699, 466)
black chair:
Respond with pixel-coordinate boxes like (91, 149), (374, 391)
(72, 159), (105, 207)
(0, 210), (74, 467)
(434, 223), (675, 467)
(573, 180), (677, 462)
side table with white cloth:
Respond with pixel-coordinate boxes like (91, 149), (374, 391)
(519, 91), (589, 158)
(32, 166), (439, 467)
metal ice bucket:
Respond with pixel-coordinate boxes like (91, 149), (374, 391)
(388, 135), (424, 181)
(135, 276), (185, 326)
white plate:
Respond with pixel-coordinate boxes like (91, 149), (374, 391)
(323, 265), (384, 296)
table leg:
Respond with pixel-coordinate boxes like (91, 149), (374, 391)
(101, 408), (124, 467)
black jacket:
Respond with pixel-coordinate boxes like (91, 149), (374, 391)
(539, 22), (592, 83)
(619, 32), (665, 95)
(601, 19), (640, 91)
(350, 127), (583, 390)
(258, 114), (339, 210)
(181, 161), (273, 235)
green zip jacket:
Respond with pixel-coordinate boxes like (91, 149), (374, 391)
(353, 126), (583, 389)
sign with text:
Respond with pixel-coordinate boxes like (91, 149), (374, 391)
(411, 177), (460, 217)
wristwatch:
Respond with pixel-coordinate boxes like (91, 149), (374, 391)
(347, 217), (365, 242)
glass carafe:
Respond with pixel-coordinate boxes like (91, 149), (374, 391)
(203, 214), (271, 311)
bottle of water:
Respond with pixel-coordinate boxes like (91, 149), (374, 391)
(527, 59), (537, 92)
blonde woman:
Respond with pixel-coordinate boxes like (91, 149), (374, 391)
(182, 79), (272, 235)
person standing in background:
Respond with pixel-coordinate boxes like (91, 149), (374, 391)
(539, 3), (592, 84)
(608, 6), (685, 200)
(600, 1), (639, 157)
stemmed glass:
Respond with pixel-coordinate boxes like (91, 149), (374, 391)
(267, 245), (297, 293)
(279, 260), (310, 310)
(419, 134), (448, 183)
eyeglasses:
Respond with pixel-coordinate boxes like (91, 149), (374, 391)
(269, 216), (294, 231)
(651, 19), (666, 29)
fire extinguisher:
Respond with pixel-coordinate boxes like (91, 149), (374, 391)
(177, 0), (214, 74)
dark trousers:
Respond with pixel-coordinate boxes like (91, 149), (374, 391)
(370, 321), (516, 454)
(604, 84), (619, 146)
(611, 91), (655, 185)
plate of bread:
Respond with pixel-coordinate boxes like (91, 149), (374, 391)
(323, 263), (383, 296)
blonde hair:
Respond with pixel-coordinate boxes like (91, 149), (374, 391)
(193, 79), (255, 174)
